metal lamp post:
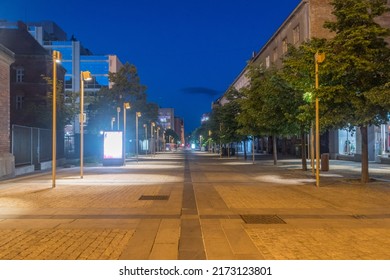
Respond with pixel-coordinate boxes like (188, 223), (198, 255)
(315, 51), (325, 187)
(80, 71), (92, 179)
(52, 50), (62, 188)
(136, 112), (141, 161)
(151, 122), (155, 155)
(117, 107), (121, 130)
(123, 102), (131, 163)
(143, 124), (148, 155)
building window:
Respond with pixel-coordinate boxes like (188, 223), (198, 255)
(273, 48), (278, 62)
(16, 96), (24, 110)
(282, 37), (288, 54)
(16, 67), (25, 83)
(266, 56), (270, 69)
(293, 24), (300, 45)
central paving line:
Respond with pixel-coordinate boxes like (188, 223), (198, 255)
(178, 152), (206, 260)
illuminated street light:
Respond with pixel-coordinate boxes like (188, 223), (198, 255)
(52, 50), (62, 188)
(315, 51), (325, 187)
(156, 126), (160, 152)
(117, 107), (121, 130)
(136, 112), (141, 161)
(111, 117), (115, 130)
(151, 122), (155, 156)
(80, 71), (92, 179)
(123, 102), (131, 163)
(143, 124), (148, 156)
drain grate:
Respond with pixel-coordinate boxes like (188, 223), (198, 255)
(240, 215), (286, 224)
(139, 195), (170, 201)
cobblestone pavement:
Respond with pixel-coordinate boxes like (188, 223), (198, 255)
(0, 151), (389, 260)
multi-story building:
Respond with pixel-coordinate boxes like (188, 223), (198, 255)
(174, 116), (185, 146)
(0, 44), (15, 177)
(219, 0), (390, 162)
(158, 108), (175, 131)
(0, 24), (65, 128)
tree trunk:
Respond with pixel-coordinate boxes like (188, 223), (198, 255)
(273, 135), (278, 165)
(361, 125), (369, 183)
(301, 127), (307, 171)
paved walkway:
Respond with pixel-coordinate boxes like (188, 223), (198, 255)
(0, 151), (389, 260)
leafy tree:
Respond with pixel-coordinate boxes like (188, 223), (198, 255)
(281, 39), (327, 170)
(87, 62), (158, 134)
(238, 66), (299, 165)
(321, 0), (390, 182)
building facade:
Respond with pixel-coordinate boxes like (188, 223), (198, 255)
(0, 44), (15, 177)
(221, 0), (390, 162)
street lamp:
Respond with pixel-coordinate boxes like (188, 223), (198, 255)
(80, 71), (92, 179)
(136, 112), (141, 161)
(111, 117), (115, 130)
(143, 124), (148, 155)
(151, 122), (155, 155)
(156, 126), (160, 152)
(123, 102), (131, 162)
(117, 107), (121, 130)
(52, 50), (62, 188)
(315, 51), (325, 187)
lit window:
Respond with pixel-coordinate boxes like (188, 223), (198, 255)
(266, 56), (270, 69)
(16, 67), (24, 83)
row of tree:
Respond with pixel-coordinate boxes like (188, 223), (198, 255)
(193, 0), (390, 183)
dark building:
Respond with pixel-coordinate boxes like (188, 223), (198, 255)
(0, 23), (65, 128)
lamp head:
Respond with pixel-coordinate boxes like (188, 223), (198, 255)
(81, 71), (92, 81)
(53, 50), (62, 63)
(124, 102), (131, 110)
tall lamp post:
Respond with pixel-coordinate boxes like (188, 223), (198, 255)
(315, 51), (325, 187)
(156, 126), (160, 152)
(52, 50), (62, 188)
(80, 71), (92, 179)
(143, 124), (148, 155)
(136, 112), (141, 161)
(151, 122), (155, 155)
(123, 102), (131, 163)
(117, 107), (121, 130)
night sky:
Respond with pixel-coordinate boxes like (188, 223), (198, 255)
(2, 0), (301, 132)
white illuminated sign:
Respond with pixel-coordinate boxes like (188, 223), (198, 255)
(103, 131), (123, 159)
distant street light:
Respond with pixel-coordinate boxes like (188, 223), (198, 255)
(117, 107), (121, 130)
(151, 122), (155, 155)
(143, 124), (148, 156)
(123, 102), (131, 163)
(136, 112), (141, 161)
(156, 126), (160, 152)
(52, 50), (62, 188)
(111, 117), (115, 130)
(80, 71), (92, 179)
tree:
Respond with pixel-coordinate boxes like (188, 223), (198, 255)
(281, 39), (327, 170)
(238, 66), (299, 165)
(87, 62), (158, 134)
(321, 0), (390, 182)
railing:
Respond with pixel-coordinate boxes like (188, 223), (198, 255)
(11, 125), (64, 168)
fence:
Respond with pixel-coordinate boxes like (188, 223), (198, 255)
(12, 125), (64, 168)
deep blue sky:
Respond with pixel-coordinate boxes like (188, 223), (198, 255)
(2, 0), (301, 132)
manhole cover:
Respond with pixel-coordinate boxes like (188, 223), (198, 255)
(240, 215), (286, 224)
(139, 195), (169, 201)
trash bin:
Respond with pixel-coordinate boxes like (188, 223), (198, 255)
(321, 153), (329, 171)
